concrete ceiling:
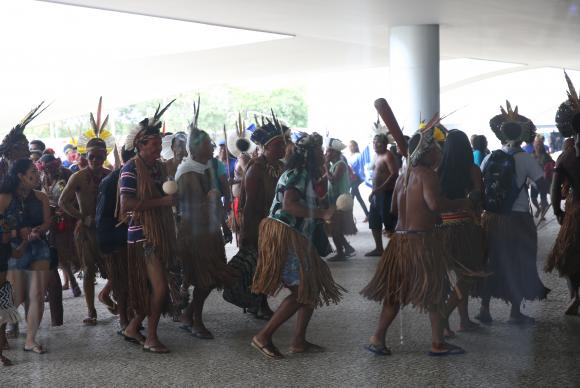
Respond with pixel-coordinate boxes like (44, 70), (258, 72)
(2, 0), (580, 129)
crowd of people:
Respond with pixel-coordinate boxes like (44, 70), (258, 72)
(0, 71), (579, 365)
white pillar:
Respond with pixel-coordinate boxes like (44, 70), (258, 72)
(389, 25), (439, 134)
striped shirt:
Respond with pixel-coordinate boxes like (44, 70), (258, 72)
(119, 159), (164, 243)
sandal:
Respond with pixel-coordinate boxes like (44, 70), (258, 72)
(83, 317), (97, 326)
(143, 344), (170, 354)
(191, 328), (214, 340)
(119, 330), (146, 346)
(251, 337), (284, 359)
(0, 355), (12, 366)
(23, 344), (46, 354)
(428, 342), (465, 357)
(365, 343), (391, 356)
(289, 342), (325, 354)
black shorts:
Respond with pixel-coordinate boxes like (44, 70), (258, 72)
(0, 243), (10, 273)
(369, 191), (396, 232)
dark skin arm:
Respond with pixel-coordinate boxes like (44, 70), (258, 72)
(551, 169), (565, 224)
(58, 173), (83, 220)
(282, 188), (333, 221)
(29, 191), (51, 239)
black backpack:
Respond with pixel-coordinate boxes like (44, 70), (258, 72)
(482, 149), (525, 214)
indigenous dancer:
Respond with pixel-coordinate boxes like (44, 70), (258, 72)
(437, 129), (486, 334)
(223, 117), (287, 319)
(37, 154), (81, 298)
(119, 101), (177, 353)
(325, 138), (356, 261)
(546, 71), (580, 315)
(365, 129), (399, 257)
(59, 133), (111, 325)
(362, 119), (471, 356)
(477, 102), (550, 324)
(251, 132), (343, 359)
(96, 146), (135, 329)
(176, 101), (238, 339)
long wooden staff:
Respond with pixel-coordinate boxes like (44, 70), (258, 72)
(374, 98), (408, 157)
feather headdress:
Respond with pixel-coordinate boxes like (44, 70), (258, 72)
(489, 100), (536, 145)
(187, 96), (210, 153)
(124, 99), (176, 151)
(250, 109), (290, 147)
(371, 116), (396, 144)
(0, 102), (48, 156)
(78, 97), (116, 154)
(555, 70), (580, 138)
(408, 113), (441, 167)
(227, 112), (256, 158)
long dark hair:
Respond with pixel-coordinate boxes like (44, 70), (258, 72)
(286, 145), (323, 180)
(1, 158), (34, 194)
(439, 130), (473, 200)
(472, 135), (488, 152)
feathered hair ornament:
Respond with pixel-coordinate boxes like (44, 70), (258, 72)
(78, 97), (116, 154)
(250, 109), (290, 147)
(0, 102), (48, 156)
(371, 116), (396, 144)
(227, 112), (256, 158)
(489, 100), (536, 145)
(408, 113), (441, 167)
(124, 99), (176, 151)
(555, 70), (580, 138)
(187, 96), (210, 154)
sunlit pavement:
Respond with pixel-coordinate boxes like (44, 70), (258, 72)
(2, 210), (579, 387)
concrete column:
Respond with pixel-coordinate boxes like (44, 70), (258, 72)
(389, 25), (439, 133)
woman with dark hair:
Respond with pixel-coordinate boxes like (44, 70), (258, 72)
(251, 132), (344, 359)
(437, 130), (485, 334)
(472, 135), (489, 167)
(2, 158), (52, 354)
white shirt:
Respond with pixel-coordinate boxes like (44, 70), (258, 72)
(481, 146), (544, 213)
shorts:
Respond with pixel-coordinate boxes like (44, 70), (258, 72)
(368, 191), (396, 232)
(282, 253), (301, 287)
(8, 239), (51, 271)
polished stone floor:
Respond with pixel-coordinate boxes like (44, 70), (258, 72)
(1, 210), (579, 387)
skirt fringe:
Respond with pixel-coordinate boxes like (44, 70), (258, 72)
(252, 218), (345, 307)
(545, 201), (580, 278)
(361, 232), (453, 311)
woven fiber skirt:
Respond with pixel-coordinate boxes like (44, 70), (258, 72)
(545, 201), (580, 278)
(361, 231), (453, 311)
(252, 218), (345, 307)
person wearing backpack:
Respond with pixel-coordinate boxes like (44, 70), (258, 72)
(477, 102), (550, 325)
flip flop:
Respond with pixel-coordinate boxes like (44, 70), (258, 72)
(251, 337), (284, 359)
(23, 344), (46, 354)
(428, 343), (465, 357)
(118, 330), (146, 345)
(191, 329), (214, 340)
(365, 343), (391, 356)
(143, 345), (170, 354)
(289, 342), (325, 354)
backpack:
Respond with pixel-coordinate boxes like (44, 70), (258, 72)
(482, 149), (525, 214)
